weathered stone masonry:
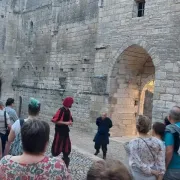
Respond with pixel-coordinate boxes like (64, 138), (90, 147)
(1, 0), (180, 136)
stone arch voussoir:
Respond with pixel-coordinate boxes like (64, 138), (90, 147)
(108, 40), (159, 78)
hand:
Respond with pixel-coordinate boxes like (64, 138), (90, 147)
(65, 121), (73, 126)
(151, 169), (161, 177)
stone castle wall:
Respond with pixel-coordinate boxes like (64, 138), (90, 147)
(1, 0), (180, 136)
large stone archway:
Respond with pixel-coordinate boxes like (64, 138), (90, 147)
(109, 45), (155, 137)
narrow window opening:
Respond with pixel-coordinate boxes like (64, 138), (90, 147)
(134, 100), (139, 106)
(98, 0), (104, 8)
(137, 1), (145, 17)
(30, 21), (33, 31)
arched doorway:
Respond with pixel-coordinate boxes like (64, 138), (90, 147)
(109, 45), (155, 136)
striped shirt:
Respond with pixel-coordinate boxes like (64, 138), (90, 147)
(0, 110), (10, 134)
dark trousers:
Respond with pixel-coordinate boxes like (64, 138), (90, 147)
(95, 143), (107, 153)
(51, 132), (71, 168)
(0, 133), (8, 155)
(62, 152), (70, 168)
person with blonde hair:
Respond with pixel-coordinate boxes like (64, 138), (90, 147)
(124, 115), (165, 180)
(93, 111), (112, 159)
(87, 159), (132, 180)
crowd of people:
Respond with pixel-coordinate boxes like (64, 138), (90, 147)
(0, 96), (179, 180)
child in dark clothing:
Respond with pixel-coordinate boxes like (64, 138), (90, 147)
(152, 122), (166, 141)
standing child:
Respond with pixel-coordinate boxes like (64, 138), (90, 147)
(152, 122), (166, 146)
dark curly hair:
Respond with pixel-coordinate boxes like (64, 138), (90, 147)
(152, 122), (165, 140)
(136, 115), (151, 134)
(6, 98), (15, 106)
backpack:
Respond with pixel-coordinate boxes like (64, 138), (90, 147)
(166, 124), (180, 155)
(9, 119), (24, 156)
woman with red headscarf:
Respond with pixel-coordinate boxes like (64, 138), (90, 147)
(51, 97), (74, 168)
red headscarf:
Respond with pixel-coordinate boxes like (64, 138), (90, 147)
(63, 97), (74, 108)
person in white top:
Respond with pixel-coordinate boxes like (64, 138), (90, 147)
(124, 115), (165, 180)
(0, 101), (11, 157)
(4, 98), (40, 156)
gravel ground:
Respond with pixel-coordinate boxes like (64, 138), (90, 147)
(49, 125), (131, 179)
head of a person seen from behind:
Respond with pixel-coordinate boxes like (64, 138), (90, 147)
(152, 122), (165, 140)
(0, 101), (4, 110)
(63, 97), (74, 109)
(6, 98), (15, 107)
(136, 115), (151, 135)
(21, 119), (49, 155)
(28, 98), (41, 117)
(87, 159), (132, 180)
(168, 106), (180, 124)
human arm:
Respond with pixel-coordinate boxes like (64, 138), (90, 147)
(11, 110), (19, 122)
(4, 129), (16, 155)
(55, 121), (72, 126)
(96, 118), (101, 126)
(109, 119), (113, 128)
(152, 144), (166, 179)
(51, 109), (72, 126)
(164, 132), (174, 168)
(5, 113), (11, 129)
(4, 120), (18, 155)
(129, 140), (155, 175)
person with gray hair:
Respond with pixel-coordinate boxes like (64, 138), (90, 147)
(164, 106), (180, 180)
(0, 101), (11, 156)
(93, 112), (113, 159)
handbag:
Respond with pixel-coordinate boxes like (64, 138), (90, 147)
(4, 111), (10, 137)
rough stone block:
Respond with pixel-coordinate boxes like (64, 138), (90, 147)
(166, 87), (179, 94)
(173, 95), (180, 103)
(160, 94), (173, 101)
(156, 72), (167, 80)
(165, 63), (173, 70)
(153, 100), (166, 108)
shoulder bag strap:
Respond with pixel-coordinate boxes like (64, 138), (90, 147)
(139, 137), (156, 161)
(4, 111), (8, 129)
(174, 124), (180, 133)
(19, 119), (24, 127)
